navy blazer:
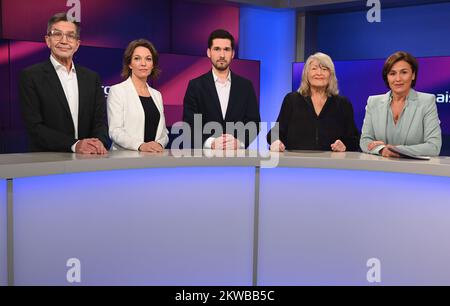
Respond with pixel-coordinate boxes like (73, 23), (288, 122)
(182, 70), (261, 148)
(19, 60), (109, 152)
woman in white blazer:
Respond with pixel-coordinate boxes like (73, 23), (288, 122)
(360, 51), (441, 157)
(107, 39), (169, 152)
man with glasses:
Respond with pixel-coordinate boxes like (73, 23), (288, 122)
(19, 12), (109, 153)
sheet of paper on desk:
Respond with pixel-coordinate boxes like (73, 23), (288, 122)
(388, 146), (431, 160)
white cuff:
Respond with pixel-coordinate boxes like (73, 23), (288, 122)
(374, 145), (386, 155)
(203, 137), (215, 149)
(71, 140), (79, 153)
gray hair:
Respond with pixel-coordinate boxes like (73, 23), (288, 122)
(47, 12), (80, 38)
(298, 52), (339, 97)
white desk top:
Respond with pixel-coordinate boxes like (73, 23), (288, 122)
(1, 150), (449, 178)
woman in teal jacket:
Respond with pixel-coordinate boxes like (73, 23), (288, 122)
(360, 51), (441, 157)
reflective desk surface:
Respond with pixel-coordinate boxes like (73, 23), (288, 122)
(1, 150), (450, 178)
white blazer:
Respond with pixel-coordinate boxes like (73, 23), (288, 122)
(107, 77), (169, 151)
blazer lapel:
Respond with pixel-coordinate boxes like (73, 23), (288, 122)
(377, 92), (390, 141)
(124, 78), (157, 125)
(398, 89), (418, 144)
(124, 77), (142, 111)
(205, 71), (224, 121)
(76, 65), (87, 125)
(225, 71), (238, 121)
(43, 60), (72, 119)
(146, 84), (163, 114)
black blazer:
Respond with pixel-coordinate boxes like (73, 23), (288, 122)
(183, 70), (261, 148)
(267, 92), (360, 151)
(19, 60), (109, 152)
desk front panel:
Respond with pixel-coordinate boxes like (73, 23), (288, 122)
(258, 167), (450, 285)
(12, 167), (255, 285)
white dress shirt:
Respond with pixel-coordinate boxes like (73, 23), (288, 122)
(213, 70), (231, 120)
(50, 55), (79, 152)
(204, 70), (232, 149)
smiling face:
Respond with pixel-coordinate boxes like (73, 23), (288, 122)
(207, 38), (235, 72)
(387, 60), (416, 96)
(45, 21), (80, 63)
(129, 46), (154, 81)
(307, 59), (331, 90)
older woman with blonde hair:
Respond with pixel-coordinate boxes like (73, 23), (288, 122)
(268, 52), (359, 152)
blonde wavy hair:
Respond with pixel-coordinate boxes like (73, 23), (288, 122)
(298, 52), (339, 97)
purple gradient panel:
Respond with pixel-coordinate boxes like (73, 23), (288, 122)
(156, 54), (260, 126)
(0, 40), (9, 130)
(156, 55), (209, 107)
(6, 40), (48, 152)
(9, 41), (49, 130)
(164, 105), (183, 128)
(0, 0), (3, 36)
(293, 57), (450, 134)
(334, 60), (386, 129)
(171, 0), (239, 57)
(415, 57), (450, 136)
(291, 62), (303, 94)
(231, 59), (260, 103)
(75, 45), (123, 87)
(2, 0), (171, 50)
(2, 0), (67, 41)
(78, 0), (170, 50)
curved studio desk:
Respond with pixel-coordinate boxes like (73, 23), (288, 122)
(1, 150), (450, 286)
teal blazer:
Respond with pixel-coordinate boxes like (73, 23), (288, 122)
(360, 89), (442, 156)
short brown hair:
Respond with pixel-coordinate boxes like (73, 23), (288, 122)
(121, 39), (160, 80)
(382, 51), (418, 88)
(47, 12), (80, 38)
(208, 29), (235, 50)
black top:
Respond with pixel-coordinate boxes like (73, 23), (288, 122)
(267, 92), (360, 151)
(139, 96), (160, 143)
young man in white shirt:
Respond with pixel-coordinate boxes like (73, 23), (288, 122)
(183, 29), (260, 150)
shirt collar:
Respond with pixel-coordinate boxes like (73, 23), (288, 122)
(212, 70), (231, 83)
(50, 55), (76, 74)
(389, 89), (415, 107)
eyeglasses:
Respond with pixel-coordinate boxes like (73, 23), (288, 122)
(48, 30), (79, 42)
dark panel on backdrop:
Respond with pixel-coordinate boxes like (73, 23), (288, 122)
(171, 0), (240, 57)
(1, 0), (171, 51)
